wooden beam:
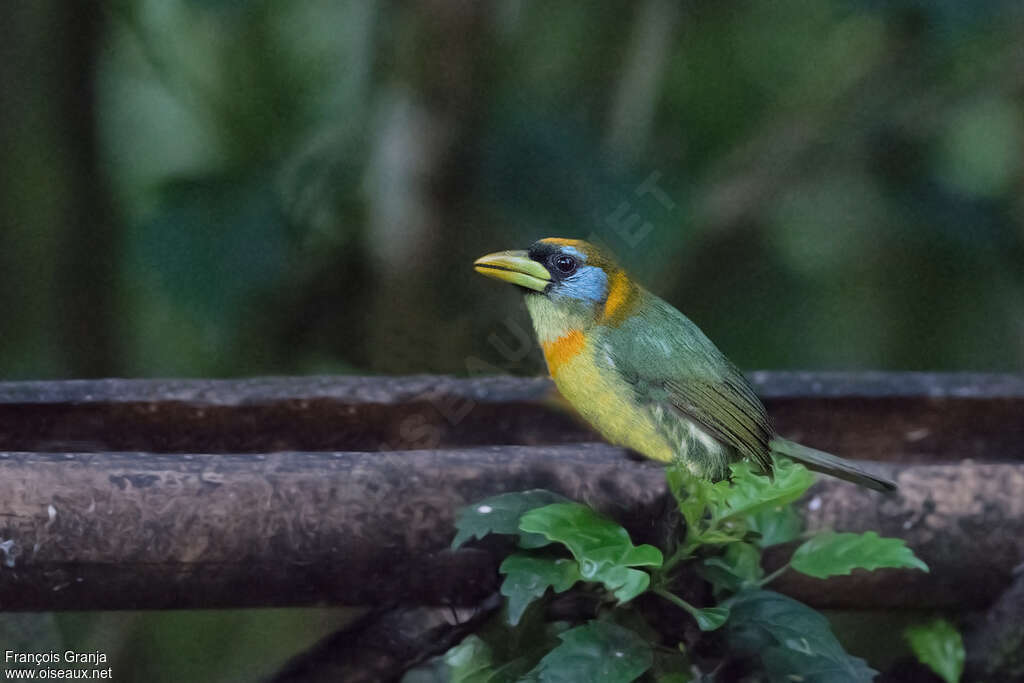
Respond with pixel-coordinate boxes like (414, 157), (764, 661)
(0, 373), (1021, 462)
(0, 445), (660, 610)
(769, 462), (1024, 609)
(0, 444), (1020, 611)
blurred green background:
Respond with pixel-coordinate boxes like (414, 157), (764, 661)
(1, 0), (1022, 680)
(3, 0), (1023, 384)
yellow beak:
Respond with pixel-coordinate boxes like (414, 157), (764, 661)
(473, 250), (552, 292)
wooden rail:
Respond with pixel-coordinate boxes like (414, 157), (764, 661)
(0, 373), (1020, 611)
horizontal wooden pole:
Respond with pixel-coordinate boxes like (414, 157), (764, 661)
(0, 444), (1019, 611)
(769, 461), (1024, 609)
(0, 373), (1020, 462)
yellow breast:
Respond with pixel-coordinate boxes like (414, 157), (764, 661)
(543, 332), (675, 463)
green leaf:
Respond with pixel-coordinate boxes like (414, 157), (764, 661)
(724, 590), (877, 682)
(707, 458), (816, 524)
(442, 605), (562, 683)
(665, 465), (711, 530)
(452, 490), (571, 549)
(400, 656), (450, 683)
(745, 505), (803, 548)
(604, 567), (652, 604)
(445, 636), (498, 683)
(667, 463), (801, 551)
(790, 531), (929, 579)
(604, 607), (663, 647)
(499, 554), (582, 626)
(695, 563), (741, 595)
(524, 622), (653, 683)
(904, 619), (964, 683)
(689, 606), (730, 632)
(694, 527), (748, 546)
(519, 503), (662, 604)
(654, 589), (730, 632)
(486, 658), (539, 682)
(760, 647), (877, 683)
(699, 542), (764, 593)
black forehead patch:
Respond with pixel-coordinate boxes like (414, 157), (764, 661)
(528, 240), (586, 264)
(527, 241), (557, 263)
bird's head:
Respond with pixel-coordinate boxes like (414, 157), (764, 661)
(474, 238), (637, 324)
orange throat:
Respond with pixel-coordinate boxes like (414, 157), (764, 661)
(540, 329), (586, 376)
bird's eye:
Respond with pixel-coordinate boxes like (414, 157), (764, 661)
(553, 255), (577, 274)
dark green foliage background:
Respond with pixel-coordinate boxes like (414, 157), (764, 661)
(0, 0), (1016, 680)
(2, 0), (1022, 382)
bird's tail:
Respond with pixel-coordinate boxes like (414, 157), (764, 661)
(769, 437), (896, 492)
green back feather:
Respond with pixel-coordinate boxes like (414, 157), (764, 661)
(599, 289), (773, 477)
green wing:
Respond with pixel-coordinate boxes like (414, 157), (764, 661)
(661, 373), (773, 473)
(605, 291), (773, 475)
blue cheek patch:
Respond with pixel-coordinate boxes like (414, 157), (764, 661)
(550, 265), (608, 303)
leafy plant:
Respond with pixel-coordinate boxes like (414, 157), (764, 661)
(418, 458), (929, 682)
(904, 619), (965, 683)
(790, 531), (928, 579)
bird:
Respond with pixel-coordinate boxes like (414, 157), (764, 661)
(473, 238), (895, 491)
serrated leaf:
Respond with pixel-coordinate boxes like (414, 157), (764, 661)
(524, 622), (653, 683)
(746, 505), (803, 548)
(519, 503), (662, 604)
(707, 458), (816, 524)
(724, 590), (877, 682)
(904, 619), (964, 683)
(452, 490), (571, 550)
(791, 531), (929, 579)
(605, 566), (653, 603)
(699, 542), (764, 593)
(445, 635), (498, 683)
(499, 554), (582, 626)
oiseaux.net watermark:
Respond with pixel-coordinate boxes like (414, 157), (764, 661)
(4, 651), (111, 679)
